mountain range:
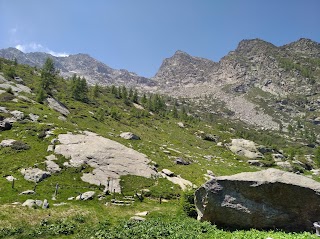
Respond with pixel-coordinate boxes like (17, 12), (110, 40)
(1, 38), (320, 131)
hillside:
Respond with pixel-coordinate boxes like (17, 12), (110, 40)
(0, 44), (320, 237)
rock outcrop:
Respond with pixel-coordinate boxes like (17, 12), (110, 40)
(195, 168), (320, 231)
(228, 139), (263, 159)
(20, 168), (51, 183)
(54, 131), (156, 192)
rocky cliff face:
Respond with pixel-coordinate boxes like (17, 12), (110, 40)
(152, 38), (320, 130)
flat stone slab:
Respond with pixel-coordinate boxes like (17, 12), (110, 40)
(54, 131), (156, 192)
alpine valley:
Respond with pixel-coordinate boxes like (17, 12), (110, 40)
(0, 38), (320, 238)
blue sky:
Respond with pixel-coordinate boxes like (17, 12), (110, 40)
(0, 0), (319, 77)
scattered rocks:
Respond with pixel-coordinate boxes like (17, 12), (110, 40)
(46, 97), (70, 116)
(195, 168), (320, 231)
(20, 168), (51, 183)
(120, 132), (140, 140)
(0, 139), (16, 147)
(76, 191), (95, 201)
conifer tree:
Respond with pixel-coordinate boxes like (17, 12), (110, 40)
(40, 58), (57, 94)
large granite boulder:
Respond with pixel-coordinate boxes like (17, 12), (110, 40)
(195, 168), (320, 231)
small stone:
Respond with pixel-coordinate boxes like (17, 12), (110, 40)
(130, 216), (146, 221)
(177, 122), (185, 128)
(5, 175), (16, 182)
(42, 199), (49, 209)
(135, 211), (149, 216)
(19, 190), (35, 195)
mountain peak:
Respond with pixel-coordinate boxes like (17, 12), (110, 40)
(282, 38), (320, 57)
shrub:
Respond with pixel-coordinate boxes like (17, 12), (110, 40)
(181, 188), (197, 218)
(11, 141), (30, 151)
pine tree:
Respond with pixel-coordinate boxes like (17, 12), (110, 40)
(93, 84), (100, 98)
(36, 88), (46, 103)
(40, 58), (57, 94)
(141, 93), (147, 106)
(132, 89), (138, 103)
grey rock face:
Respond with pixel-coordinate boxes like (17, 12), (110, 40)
(20, 168), (51, 183)
(195, 168), (320, 231)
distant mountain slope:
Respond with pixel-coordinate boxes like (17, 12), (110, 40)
(1, 38), (320, 130)
(0, 47), (154, 87)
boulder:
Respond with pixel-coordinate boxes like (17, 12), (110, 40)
(120, 132), (140, 140)
(45, 160), (61, 173)
(46, 97), (70, 116)
(76, 191), (95, 201)
(177, 122), (185, 128)
(174, 157), (190, 165)
(20, 168), (51, 183)
(22, 199), (36, 208)
(0, 139), (16, 147)
(228, 139), (263, 159)
(162, 169), (174, 177)
(195, 168), (320, 231)
(0, 120), (12, 131)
